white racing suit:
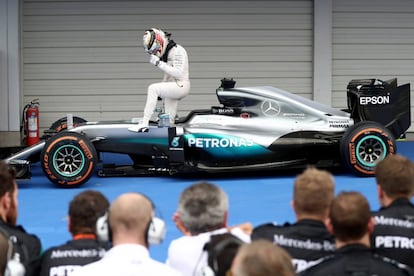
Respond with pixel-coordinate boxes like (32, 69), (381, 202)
(142, 44), (190, 126)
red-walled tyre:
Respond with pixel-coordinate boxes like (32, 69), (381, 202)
(41, 132), (97, 187)
(340, 121), (396, 176)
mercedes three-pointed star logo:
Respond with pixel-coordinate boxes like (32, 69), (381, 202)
(261, 100), (281, 117)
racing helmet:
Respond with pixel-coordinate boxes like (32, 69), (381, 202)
(143, 28), (168, 57)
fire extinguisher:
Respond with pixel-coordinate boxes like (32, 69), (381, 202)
(22, 99), (40, 146)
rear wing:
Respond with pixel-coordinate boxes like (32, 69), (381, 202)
(347, 78), (411, 138)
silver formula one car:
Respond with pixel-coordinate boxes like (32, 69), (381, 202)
(6, 78), (411, 187)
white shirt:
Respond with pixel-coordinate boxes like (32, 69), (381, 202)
(166, 227), (250, 276)
(72, 244), (182, 276)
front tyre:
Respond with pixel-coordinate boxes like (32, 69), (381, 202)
(340, 121), (396, 176)
(49, 116), (87, 132)
(41, 132), (97, 187)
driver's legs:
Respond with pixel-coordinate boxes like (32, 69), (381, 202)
(142, 81), (190, 126)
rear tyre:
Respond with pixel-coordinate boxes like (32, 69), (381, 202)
(41, 132), (97, 187)
(340, 121), (396, 176)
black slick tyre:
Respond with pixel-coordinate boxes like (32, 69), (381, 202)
(340, 121), (396, 176)
(41, 132), (97, 187)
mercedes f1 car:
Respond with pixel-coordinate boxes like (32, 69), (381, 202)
(6, 78), (411, 187)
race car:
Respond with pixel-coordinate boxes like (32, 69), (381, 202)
(5, 78), (411, 187)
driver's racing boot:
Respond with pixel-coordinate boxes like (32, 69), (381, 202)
(128, 122), (149, 132)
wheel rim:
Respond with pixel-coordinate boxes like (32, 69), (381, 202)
(356, 135), (387, 167)
(52, 144), (85, 177)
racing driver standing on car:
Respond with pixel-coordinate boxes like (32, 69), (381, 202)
(129, 28), (190, 132)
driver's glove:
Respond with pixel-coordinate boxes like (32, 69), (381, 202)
(149, 54), (161, 66)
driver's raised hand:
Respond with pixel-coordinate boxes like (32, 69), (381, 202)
(149, 54), (160, 67)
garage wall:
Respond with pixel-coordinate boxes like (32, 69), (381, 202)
(22, 0), (313, 130)
(0, 0), (20, 133)
(332, 0), (414, 125)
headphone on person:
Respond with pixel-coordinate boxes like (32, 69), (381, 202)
(195, 233), (245, 276)
(95, 195), (166, 245)
(0, 228), (25, 276)
(95, 211), (112, 243)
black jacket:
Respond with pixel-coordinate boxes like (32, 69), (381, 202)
(371, 198), (414, 269)
(252, 219), (335, 272)
(299, 244), (413, 276)
(0, 219), (42, 276)
(39, 238), (108, 276)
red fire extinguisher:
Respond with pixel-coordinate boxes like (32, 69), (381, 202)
(22, 99), (40, 146)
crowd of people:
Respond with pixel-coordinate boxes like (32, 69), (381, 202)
(1, 152), (414, 276)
